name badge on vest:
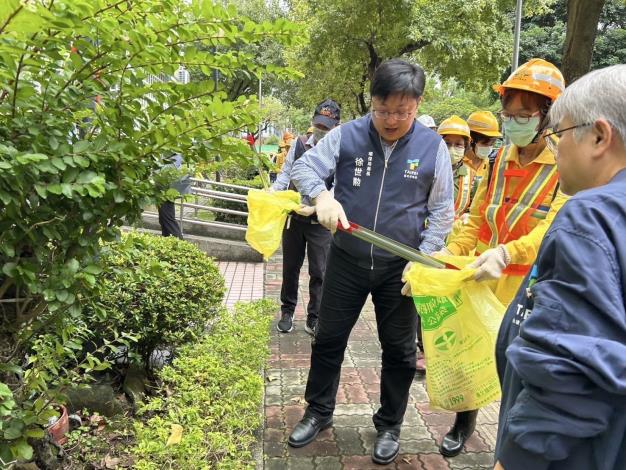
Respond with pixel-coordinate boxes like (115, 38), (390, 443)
(353, 152), (374, 187)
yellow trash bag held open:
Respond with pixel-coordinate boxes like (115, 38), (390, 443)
(245, 189), (301, 260)
(406, 256), (505, 411)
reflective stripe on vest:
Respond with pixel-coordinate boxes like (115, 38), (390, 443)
(477, 145), (559, 275)
(454, 172), (473, 218)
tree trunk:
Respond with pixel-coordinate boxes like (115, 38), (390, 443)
(561, 0), (605, 84)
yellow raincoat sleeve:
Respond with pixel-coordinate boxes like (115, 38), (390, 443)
(446, 169), (489, 256)
(503, 190), (569, 266)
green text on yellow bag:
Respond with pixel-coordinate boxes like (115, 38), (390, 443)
(245, 189), (301, 260)
(406, 256), (505, 411)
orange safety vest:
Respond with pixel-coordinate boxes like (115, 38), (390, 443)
(454, 170), (474, 218)
(476, 146), (559, 276)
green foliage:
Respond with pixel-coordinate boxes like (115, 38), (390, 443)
(420, 80), (500, 125)
(287, 0), (527, 116)
(0, 0), (296, 462)
(85, 232), (225, 365)
(132, 300), (276, 470)
(519, 0), (626, 73)
(265, 134), (280, 146)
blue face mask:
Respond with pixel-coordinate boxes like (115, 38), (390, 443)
(503, 116), (541, 147)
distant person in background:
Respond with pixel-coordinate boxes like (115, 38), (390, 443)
(306, 126), (315, 139)
(157, 153), (191, 239)
(465, 111), (502, 194)
(417, 114), (437, 131)
(275, 131), (295, 173)
(272, 99), (341, 335)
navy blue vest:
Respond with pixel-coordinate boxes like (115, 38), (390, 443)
(333, 114), (441, 267)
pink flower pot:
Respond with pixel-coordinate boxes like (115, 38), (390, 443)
(46, 405), (69, 445)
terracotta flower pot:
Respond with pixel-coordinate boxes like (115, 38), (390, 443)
(46, 405), (69, 445)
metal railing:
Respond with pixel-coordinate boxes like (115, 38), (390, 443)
(172, 177), (251, 237)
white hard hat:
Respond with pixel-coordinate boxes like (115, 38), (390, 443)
(417, 114), (436, 129)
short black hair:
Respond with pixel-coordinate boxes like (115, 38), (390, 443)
(370, 59), (426, 102)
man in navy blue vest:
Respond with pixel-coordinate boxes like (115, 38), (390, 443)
(287, 59), (454, 465)
(494, 65), (626, 470)
(272, 99), (341, 335)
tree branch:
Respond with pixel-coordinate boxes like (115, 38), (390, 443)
(81, 0), (129, 21)
(0, 5), (23, 36)
(398, 39), (430, 56)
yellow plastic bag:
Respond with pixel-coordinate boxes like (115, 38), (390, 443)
(245, 189), (301, 260)
(406, 255), (505, 411)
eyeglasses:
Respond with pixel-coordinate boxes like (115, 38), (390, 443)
(497, 111), (541, 125)
(543, 123), (592, 155)
(372, 108), (416, 121)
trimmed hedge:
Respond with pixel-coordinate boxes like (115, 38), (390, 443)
(85, 232), (225, 365)
(132, 299), (276, 469)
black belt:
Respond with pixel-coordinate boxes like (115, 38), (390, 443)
(290, 212), (319, 224)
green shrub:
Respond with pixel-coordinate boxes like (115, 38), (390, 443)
(264, 134), (280, 146)
(213, 176), (265, 225)
(0, 0), (297, 463)
(132, 299), (276, 470)
(86, 232), (225, 365)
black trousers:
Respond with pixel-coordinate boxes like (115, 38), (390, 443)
(158, 201), (183, 239)
(280, 216), (331, 320)
(304, 245), (418, 432)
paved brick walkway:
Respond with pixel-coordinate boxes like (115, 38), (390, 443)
(217, 261), (265, 309)
(262, 251), (499, 469)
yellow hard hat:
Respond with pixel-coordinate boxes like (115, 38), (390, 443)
(467, 111), (502, 138)
(437, 115), (471, 139)
(493, 58), (565, 102)
(307, 126), (315, 134)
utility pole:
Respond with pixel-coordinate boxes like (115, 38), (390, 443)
(257, 76), (262, 154)
(512, 0), (523, 70)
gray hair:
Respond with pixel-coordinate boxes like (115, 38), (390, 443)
(549, 64), (626, 144)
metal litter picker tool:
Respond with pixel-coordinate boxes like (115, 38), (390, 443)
(337, 221), (451, 269)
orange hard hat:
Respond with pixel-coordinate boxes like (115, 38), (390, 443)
(437, 115), (471, 139)
(467, 111), (502, 138)
(493, 58), (565, 102)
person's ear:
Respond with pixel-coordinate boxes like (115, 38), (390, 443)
(590, 119), (613, 159)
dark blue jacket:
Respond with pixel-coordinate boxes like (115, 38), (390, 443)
(495, 168), (626, 470)
(333, 115), (440, 267)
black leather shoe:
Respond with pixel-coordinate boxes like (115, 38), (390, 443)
(372, 430), (400, 465)
(287, 415), (332, 448)
(439, 410), (478, 457)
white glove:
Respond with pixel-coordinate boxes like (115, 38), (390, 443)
(314, 190), (349, 233)
(294, 205), (316, 217)
(401, 262), (413, 296)
(431, 246), (452, 258)
(469, 245), (510, 281)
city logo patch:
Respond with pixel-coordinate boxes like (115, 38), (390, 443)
(404, 158), (420, 180)
(407, 158), (420, 171)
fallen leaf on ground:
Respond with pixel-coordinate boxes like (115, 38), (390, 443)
(166, 423), (183, 446)
(103, 454), (120, 469)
